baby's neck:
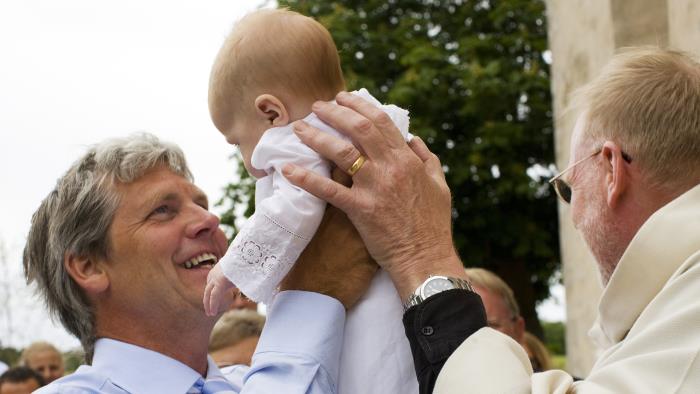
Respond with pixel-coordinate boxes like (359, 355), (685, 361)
(285, 99), (316, 123)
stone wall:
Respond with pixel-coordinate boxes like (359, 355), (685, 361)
(545, 0), (700, 377)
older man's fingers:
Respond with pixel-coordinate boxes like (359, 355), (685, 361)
(283, 163), (354, 211)
(310, 100), (392, 159)
(409, 136), (447, 183)
(331, 166), (353, 187)
(408, 136), (432, 162)
(293, 121), (365, 176)
(335, 92), (406, 145)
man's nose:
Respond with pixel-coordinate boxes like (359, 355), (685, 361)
(185, 204), (221, 238)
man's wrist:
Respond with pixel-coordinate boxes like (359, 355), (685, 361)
(387, 252), (467, 302)
(403, 276), (474, 311)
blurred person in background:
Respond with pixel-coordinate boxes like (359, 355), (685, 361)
(19, 342), (64, 384)
(209, 309), (265, 367)
(464, 268), (551, 372)
(466, 268), (555, 373)
(0, 367), (45, 394)
(464, 268), (525, 344)
(522, 332), (552, 373)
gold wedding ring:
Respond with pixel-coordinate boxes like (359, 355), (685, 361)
(347, 155), (367, 176)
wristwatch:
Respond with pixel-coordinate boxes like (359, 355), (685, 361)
(403, 275), (474, 311)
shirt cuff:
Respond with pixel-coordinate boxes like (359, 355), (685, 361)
(255, 290), (346, 378)
(402, 289), (487, 393)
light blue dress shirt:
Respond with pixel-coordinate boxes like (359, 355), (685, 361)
(36, 291), (345, 394)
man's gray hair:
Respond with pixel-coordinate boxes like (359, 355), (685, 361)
(23, 133), (192, 362)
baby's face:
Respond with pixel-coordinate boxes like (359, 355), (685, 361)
(215, 111), (268, 179)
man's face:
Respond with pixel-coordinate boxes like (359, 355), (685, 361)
(567, 115), (624, 284)
(474, 285), (524, 343)
(99, 166), (228, 323)
(25, 350), (64, 384)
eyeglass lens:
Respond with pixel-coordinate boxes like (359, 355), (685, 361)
(554, 179), (572, 203)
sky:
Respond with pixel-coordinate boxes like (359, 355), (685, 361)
(0, 0), (564, 351)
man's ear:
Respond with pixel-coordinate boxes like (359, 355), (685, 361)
(254, 94), (289, 127)
(64, 253), (109, 295)
(601, 140), (628, 209)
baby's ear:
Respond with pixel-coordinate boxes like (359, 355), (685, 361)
(255, 94), (289, 126)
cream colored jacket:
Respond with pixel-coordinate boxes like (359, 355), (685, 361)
(436, 184), (700, 393)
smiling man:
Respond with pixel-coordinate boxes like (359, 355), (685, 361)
(24, 133), (375, 393)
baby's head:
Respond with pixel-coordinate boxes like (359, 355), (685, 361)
(209, 9), (345, 176)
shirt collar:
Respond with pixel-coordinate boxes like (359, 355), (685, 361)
(590, 183), (700, 348)
(92, 338), (222, 394)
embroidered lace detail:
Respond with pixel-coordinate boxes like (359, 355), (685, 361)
(262, 214), (310, 241)
(218, 213), (310, 303)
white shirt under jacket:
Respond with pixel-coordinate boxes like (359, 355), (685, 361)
(218, 88), (417, 394)
(435, 183), (700, 394)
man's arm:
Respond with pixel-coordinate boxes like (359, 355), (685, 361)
(233, 199), (377, 394)
(280, 92), (494, 393)
(236, 291), (347, 394)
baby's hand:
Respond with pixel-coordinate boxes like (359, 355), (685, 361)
(203, 264), (235, 316)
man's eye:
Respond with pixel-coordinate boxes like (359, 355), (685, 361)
(151, 205), (172, 216)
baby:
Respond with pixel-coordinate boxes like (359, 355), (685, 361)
(205, 9), (417, 393)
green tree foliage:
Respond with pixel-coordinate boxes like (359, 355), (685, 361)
(63, 349), (85, 373)
(218, 0), (559, 335)
(217, 158), (256, 238)
(542, 321), (566, 355)
(0, 346), (21, 367)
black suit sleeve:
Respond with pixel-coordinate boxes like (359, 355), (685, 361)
(402, 289), (487, 394)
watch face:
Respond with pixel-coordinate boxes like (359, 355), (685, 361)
(422, 277), (453, 298)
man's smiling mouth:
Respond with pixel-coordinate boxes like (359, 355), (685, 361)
(182, 252), (218, 269)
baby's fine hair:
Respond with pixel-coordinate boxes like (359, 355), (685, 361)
(209, 8), (346, 117)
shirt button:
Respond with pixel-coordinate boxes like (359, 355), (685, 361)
(421, 326), (434, 336)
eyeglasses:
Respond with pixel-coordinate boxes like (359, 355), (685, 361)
(548, 148), (632, 204)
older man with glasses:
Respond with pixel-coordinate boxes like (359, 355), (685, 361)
(284, 46), (700, 393)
